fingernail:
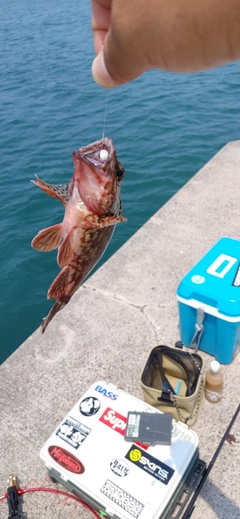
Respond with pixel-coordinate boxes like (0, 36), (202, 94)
(92, 49), (116, 88)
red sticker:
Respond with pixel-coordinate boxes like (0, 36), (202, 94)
(48, 445), (84, 474)
(99, 407), (126, 435)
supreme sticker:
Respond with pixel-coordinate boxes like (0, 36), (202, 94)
(48, 445), (84, 474)
(99, 408), (148, 449)
(125, 446), (174, 485)
(100, 479), (144, 518)
(56, 416), (91, 449)
(99, 408), (126, 435)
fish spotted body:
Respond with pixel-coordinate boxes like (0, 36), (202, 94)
(31, 137), (126, 333)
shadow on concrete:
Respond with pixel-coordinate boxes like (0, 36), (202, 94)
(201, 479), (239, 519)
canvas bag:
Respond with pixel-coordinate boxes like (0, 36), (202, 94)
(141, 345), (205, 427)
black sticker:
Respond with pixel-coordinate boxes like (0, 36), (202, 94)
(79, 396), (101, 416)
(56, 416), (91, 449)
(125, 445), (174, 485)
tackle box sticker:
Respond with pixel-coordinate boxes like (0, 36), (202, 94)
(100, 479), (144, 518)
(79, 396), (101, 416)
(125, 446), (175, 485)
(110, 458), (130, 477)
(48, 445), (84, 474)
(94, 384), (118, 400)
(56, 416), (91, 449)
(99, 407), (126, 435)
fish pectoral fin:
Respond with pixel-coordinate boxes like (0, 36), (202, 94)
(113, 215), (127, 224)
(84, 214), (127, 229)
(57, 230), (74, 268)
(31, 224), (63, 251)
(31, 175), (69, 205)
(47, 266), (70, 300)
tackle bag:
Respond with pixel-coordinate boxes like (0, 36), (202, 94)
(141, 345), (205, 427)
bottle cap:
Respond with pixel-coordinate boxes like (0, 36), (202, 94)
(210, 360), (220, 373)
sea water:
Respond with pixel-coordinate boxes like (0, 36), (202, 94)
(1, 0), (240, 363)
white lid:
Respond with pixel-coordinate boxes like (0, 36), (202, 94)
(40, 380), (199, 519)
(210, 360), (220, 372)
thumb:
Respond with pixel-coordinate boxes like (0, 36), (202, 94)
(92, 45), (144, 88)
(92, 47), (119, 89)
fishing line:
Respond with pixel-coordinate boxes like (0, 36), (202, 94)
(102, 90), (109, 141)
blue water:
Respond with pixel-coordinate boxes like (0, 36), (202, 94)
(1, 0), (240, 364)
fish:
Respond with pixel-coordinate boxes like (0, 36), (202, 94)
(31, 137), (126, 333)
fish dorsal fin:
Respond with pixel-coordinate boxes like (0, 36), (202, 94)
(57, 230), (74, 268)
(48, 266), (71, 300)
(31, 224), (63, 251)
(31, 175), (70, 205)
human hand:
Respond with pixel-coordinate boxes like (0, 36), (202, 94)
(91, 0), (240, 88)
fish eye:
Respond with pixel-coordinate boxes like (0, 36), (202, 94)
(116, 169), (124, 178)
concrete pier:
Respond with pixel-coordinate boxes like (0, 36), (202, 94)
(0, 142), (240, 518)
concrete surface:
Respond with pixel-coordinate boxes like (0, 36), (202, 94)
(0, 141), (240, 518)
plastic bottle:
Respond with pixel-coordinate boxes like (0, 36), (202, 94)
(205, 360), (223, 403)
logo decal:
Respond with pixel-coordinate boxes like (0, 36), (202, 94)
(79, 396), (101, 416)
(125, 446), (174, 485)
(206, 253), (237, 279)
(48, 446), (84, 474)
(99, 408), (126, 434)
(99, 408), (148, 449)
(56, 416), (91, 449)
(110, 458), (129, 477)
(129, 449), (141, 462)
(100, 479), (144, 518)
(95, 384), (118, 400)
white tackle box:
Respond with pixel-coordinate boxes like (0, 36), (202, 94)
(40, 380), (203, 519)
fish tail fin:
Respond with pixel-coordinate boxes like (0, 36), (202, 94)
(41, 296), (71, 333)
(31, 223), (63, 251)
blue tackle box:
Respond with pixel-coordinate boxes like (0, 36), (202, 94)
(177, 237), (240, 364)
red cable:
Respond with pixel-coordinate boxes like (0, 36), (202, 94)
(0, 486), (101, 518)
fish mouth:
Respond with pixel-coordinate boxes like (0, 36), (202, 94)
(73, 137), (114, 168)
(70, 137), (118, 214)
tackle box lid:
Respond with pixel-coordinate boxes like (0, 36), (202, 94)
(40, 380), (199, 519)
(177, 237), (240, 319)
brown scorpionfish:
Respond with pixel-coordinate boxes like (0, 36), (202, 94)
(31, 137), (126, 333)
